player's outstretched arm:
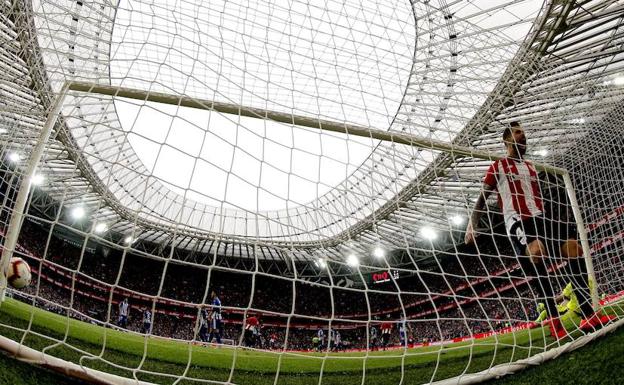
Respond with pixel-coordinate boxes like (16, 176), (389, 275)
(465, 183), (494, 245)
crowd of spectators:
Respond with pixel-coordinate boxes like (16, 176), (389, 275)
(18, 277), (540, 349)
(9, 218), (573, 350)
(3, 145), (624, 352)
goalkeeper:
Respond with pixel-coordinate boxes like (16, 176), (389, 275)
(556, 282), (582, 322)
(465, 121), (613, 338)
(535, 302), (548, 323)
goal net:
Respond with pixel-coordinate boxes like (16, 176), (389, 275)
(1, 0), (624, 385)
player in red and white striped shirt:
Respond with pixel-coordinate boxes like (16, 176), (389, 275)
(465, 122), (612, 337)
(380, 318), (393, 350)
(244, 313), (260, 347)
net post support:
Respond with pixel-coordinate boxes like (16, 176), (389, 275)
(562, 171), (600, 310)
(0, 82), (70, 303)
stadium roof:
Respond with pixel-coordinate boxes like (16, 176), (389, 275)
(2, 0), (624, 263)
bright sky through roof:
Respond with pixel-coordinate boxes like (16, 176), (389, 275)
(96, 0), (543, 238)
(111, 0), (414, 212)
(117, 101), (376, 211)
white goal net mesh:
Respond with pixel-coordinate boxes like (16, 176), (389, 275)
(1, 0), (624, 384)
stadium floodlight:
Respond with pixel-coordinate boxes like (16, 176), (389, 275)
(8, 152), (20, 163)
(93, 223), (108, 234)
(346, 254), (359, 267)
(373, 247), (385, 259)
(604, 76), (624, 86)
(124, 235), (134, 245)
(420, 226), (437, 240)
(317, 258), (327, 269)
(450, 215), (465, 226)
(31, 174), (45, 186)
(70, 206), (85, 220)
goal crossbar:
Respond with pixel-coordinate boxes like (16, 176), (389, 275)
(0, 81), (599, 311)
(67, 82), (564, 173)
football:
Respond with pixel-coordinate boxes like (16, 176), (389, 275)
(5, 257), (32, 289)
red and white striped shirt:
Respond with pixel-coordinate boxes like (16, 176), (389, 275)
(245, 316), (259, 330)
(483, 157), (543, 234)
(381, 322), (392, 335)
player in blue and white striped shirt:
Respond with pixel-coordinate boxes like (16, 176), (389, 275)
(208, 290), (223, 344)
(198, 308), (209, 342)
(118, 298), (129, 328)
(399, 317), (409, 347)
(316, 327), (324, 351)
(141, 308), (152, 334)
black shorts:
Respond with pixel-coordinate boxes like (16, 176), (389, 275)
(508, 215), (576, 257)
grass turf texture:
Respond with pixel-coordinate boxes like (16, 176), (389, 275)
(0, 298), (621, 385)
(3, 324), (624, 385)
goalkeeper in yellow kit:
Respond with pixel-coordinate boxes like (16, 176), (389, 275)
(557, 282), (582, 322)
(536, 283), (583, 326)
(535, 302), (548, 323)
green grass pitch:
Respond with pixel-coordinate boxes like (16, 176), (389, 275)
(0, 298), (622, 385)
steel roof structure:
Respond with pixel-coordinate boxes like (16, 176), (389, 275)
(1, 0), (624, 266)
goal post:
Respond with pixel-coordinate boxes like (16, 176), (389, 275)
(0, 83), (70, 303)
(0, 79), (611, 385)
(7, 80), (598, 310)
(562, 172), (600, 310)
(63, 82), (573, 167)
